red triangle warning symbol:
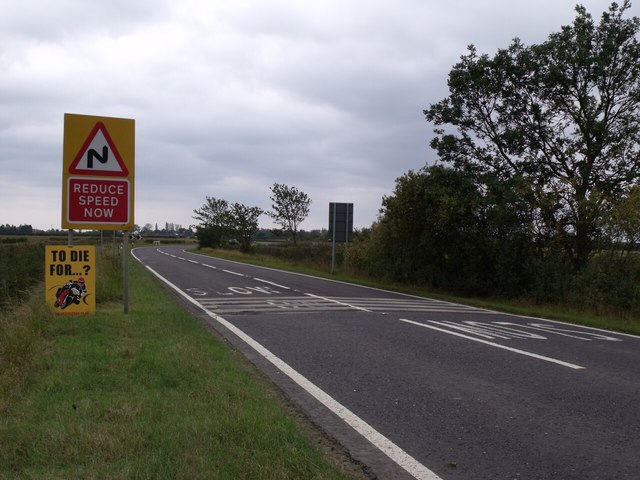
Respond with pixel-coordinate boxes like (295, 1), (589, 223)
(69, 122), (129, 177)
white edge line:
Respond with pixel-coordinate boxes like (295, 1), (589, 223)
(399, 318), (585, 370)
(134, 257), (441, 480)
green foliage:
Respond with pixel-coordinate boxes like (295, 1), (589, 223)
(346, 226), (386, 277)
(348, 163), (640, 315)
(195, 225), (224, 248)
(355, 166), (540, 296)
(0, 236), (28, 244)
(425, 1), (640, 270)
(253, 242), (334, 269)
(95, 247), (123, 304)
(0, 225), (34, 235)
(601, 185), (640, 253)
(192, 197), (230, 230)
(0, 297), (50, 416)
(193, 197), (263, 252)
(229, 203), (263, 252)
(0, 244), (44, 310)
(380, 166), (483, 288)
(268, 183), (312, 244)
(568, 255), (640, 313)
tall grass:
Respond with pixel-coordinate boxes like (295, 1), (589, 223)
(0, 243), (50, 415)
(95, 245), (124, 304)
(252, 242), (336, 269)
(0, 296), (51, 416)
(0, 244), (45, 310)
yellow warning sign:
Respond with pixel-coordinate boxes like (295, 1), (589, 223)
(62, 113), (135, 230)
(45, 245), (96, 315)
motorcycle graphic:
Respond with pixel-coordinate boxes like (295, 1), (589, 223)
(54, 277), (87, 309)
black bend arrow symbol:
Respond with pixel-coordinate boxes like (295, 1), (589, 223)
(87, 146), (108, 169)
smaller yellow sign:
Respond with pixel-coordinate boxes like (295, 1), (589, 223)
(45, 245), (96, 315)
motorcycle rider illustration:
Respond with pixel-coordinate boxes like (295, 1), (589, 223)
(54, 277), (87, 309)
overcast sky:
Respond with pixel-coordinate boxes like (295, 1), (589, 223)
(2, 0), (636, 232)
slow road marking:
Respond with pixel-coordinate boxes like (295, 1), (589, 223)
(399, 318), (585, 370)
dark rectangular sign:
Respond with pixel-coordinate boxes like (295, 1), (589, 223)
(328, 202), (353, 243)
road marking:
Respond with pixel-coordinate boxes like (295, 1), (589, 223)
(198, 296), (356, 313)
(188, 259), (198, 264)
(493, 322), (622, 342)
(428, 320), (547, 340)
(185, 287), (208, 296)
(195, 295), (486, 314)
(254, 277), (290, 290)
(203, 264), (217, 270)
(222, 269), (245, 276)
(138, 262), (442, 480)
(305, 293), (372, 312)
(399, 318), (585, 370)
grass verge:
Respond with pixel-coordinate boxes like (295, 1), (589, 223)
(0, 251), (365, 480)
(197, 247), (640, 336)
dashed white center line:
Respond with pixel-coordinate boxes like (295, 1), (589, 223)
(223, 269), (245, 277)
(254, 278), (290, 290)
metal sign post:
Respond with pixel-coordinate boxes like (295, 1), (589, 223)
(123, 231), (129, 314)
(331, 206), (337, 274)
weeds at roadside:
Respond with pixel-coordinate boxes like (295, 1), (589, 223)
(0, 244), (44, 311)
(0, 288), (51, 416)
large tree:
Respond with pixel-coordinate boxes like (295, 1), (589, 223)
(425, 1), (640, 270)
(228, 203), (263, 252)
(192, 197), (231, 247)
(268, 183), (311, 245)
(376, 165), (538, 295)
(193, 197), (262, 251)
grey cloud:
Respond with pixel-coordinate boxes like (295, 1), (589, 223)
(1, 0), (634, 230)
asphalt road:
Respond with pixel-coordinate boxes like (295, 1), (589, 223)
(132, 246), (640, 480)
